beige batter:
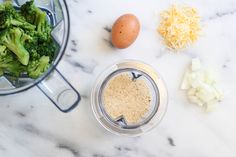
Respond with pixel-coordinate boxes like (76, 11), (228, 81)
(102, 73), (151, 124)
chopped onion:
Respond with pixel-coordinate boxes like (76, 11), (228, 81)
(181, 58), (223, 111)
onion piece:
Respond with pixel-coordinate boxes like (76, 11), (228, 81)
(181, 58), (223, 110)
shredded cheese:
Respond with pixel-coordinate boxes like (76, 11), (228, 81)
(158, 5), (201, 51)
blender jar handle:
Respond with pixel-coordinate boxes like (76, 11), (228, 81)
(37, 68), (81, 112)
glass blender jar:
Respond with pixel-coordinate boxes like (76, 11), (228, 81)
(0, 0), (81, 112)
(91, 60), (168, 136)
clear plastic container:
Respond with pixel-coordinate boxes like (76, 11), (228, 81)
(91, 60), (168, 136)
(0, 0), (80, 112)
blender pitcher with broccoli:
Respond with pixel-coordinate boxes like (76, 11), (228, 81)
(0, 0), (81, 112)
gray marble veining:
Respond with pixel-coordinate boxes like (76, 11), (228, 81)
(0, 0), (236, 156)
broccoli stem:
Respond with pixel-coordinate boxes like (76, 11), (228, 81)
(6, 41), (29, 65)
(11, 19), (36, 30)
(35, 11), (46, 33)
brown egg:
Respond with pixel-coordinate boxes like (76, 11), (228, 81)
(111, 14), (140, 49)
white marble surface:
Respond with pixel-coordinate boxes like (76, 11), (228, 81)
(1, 0), (236, 156)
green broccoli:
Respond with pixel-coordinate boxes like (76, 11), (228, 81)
(0, 69), (3, 76)
(0, 45), (6, 76)
(0, 28), (30, 65)
(0, 2), (36, 30)
(0, 45), (25, 77)
(25, 34), (57, 60)
(0, 1), (57, 79)
(0, 45), (6, 52)
(27, 55), (50, 79)
(20, 0), (50, 36)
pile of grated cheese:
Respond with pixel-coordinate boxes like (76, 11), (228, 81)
(158, 5), (201, 51)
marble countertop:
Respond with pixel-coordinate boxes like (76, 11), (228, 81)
(1, 0), (236, 156)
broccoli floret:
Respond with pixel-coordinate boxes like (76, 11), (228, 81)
(0, 45), (7, 76)
(0, 10), (36, 30)
(24, 25), (57, 61)
(0, 1), (57, 79)
(21, 33), (33, 43)
(38, 40), (57, 60)
(0, 2), (36, 30)
(0, 45), (6, 53)
(0, 2), (13, 12)
(0, 28), (30, 65)
(0, 46), (25, 77)
(0, 45), (6, 76)
(20, 0), (50, 35)
(27, 55), (50, 79)
(25, 35), (57, 61)
(0, 11), (11, 29)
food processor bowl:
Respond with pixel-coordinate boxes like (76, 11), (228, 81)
(0, 0), (81, 112)
(91, 60), (168, 136)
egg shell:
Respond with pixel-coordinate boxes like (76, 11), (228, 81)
(111, 14), (140, 49)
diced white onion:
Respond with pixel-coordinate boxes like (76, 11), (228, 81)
(181, 58), (223, 111)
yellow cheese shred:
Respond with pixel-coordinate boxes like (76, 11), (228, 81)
(158, 5), (201, 51)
